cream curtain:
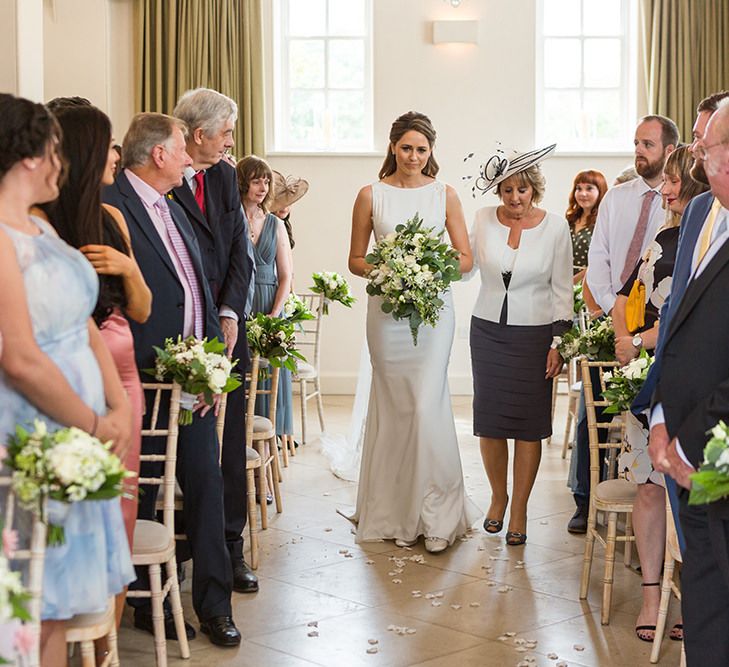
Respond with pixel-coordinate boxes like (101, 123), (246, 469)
(135, 0), (265, 157)
(640, 0), (729, 140)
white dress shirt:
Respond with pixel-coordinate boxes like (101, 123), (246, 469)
(467, 207), (574, 327)
(586, 177), (664, 314)
(651, 205), (729, 466)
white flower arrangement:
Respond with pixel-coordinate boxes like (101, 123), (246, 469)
(690, 421), (729, 505)
(282, 293), (315, 325)
(602, 350), (655, 414)
(364, 214), (461, 345)
(147, 336), (241, 425)
(310, 271), (355, 315)
(5, 420), (131, 546)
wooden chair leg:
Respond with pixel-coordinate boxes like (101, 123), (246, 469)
(269, 436), (283, 514)
(624, 512), (634, 567)
(562, 399), (574, 459)
(246, 468), (259, 570)
(547, 376), (558, 445)
(315, 376), (325, 431)
(256, 447), (268, 529)
(580, 506), (597, 600)
(149, 563), (168, 667)
(300, 378), (308, 444)
(79, 640), (96, 667)
(287, 433), (296, 458)
(601, 512), (619, 625)
(651, 556), (675, 663)
(166, 557), (190, 659)
(279, 434), (290, 468)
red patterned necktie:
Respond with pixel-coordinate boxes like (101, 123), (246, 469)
(620, 190), (658, 284)
(193, 171), (206, 216)
(154, 197), (204, 338)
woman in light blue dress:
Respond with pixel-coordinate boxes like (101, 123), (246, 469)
(0, 94), (134, 665)
(236, 157), (294, 441)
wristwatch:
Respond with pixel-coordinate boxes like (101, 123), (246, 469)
(632, 334), (643, 349)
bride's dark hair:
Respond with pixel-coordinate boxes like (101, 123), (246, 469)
(378, 111), (439, 179)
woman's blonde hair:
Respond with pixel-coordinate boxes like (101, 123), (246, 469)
(495, 165), (546, 204)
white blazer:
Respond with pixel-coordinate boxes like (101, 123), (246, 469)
(468, 206), (574, 328)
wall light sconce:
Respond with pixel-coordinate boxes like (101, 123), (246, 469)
(432, 20), (478, 44)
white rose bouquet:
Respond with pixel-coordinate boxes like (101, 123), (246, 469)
(365, 213), (461, 345)
(555, 327), (582, 362)
(282, 293), (315, 326)
(602, 350), (654, 414)
(310, 271), (355, 315)
(5, 420), (131, 545)
(246, 313), (306, 376)
(690, 421), (729, 505)
(148, 336), (242, 425)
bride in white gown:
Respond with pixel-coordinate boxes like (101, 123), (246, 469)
(345, 111), (480, 553)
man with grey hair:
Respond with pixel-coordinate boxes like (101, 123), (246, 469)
(648, 97), (729, 666)
(171, 88), (258, 595)
(103, 112), (241, 647)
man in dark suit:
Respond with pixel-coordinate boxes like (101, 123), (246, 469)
(103, 112), (240, 647)
(634, 91), (729, 557)
(170, 88), (258, 594)
(649, 99), (729, 666)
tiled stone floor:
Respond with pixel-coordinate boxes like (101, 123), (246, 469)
(117, 393), (682, 666)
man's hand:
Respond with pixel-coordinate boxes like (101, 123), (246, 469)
(663, 440), (696, 490)
(220, 317), (239, 359)
(648, 422), (670, 469)
(615, 335), (640, 366)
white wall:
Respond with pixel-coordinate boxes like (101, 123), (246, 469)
(6, 0), (644, 394)
(263, 0), (637, 393)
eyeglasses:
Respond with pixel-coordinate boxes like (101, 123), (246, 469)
(694, 140), (727, 161)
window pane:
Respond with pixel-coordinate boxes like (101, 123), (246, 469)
(289, 40), (325, 88)
(543, 90), (582, 146)
(584, 89), (621, 143)
(329, 39), (364, 89)
(289, 90), (326, 146)
(583, 0), (622, 36)
(544, 38), (581, 87)
(289, 0), (325, 36)
(542, 0), (581, 36)
(329, 0), (365, 36)
(330, 91), (366, 146)
(584, 39), (621, 87)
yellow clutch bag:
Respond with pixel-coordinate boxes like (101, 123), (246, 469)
(625, 279), (646, 334)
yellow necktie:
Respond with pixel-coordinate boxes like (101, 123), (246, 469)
(697, 197), (723, 264)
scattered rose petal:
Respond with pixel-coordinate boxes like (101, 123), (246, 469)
(406, 628), (417, 634)
(498, 585), (512, 593)
(411, 590), (421, 595)
(434, 591), (444, 598)
(391, 578), (402, 584)
(13, 625), (35, 656)
(497, 635), (509, 641)
(515, 646), (528, 652)
(505, 632), (517, 637)
(516, 560), (525, 565)
(344, 553), (354, 558)
(322, 492), (331, 496)
(365, 560), (375, 565)
(557, 662), (569, 667)
(540, 520), (548, 525)
(307, 621), (318, 627)
(514, 638), (527, 646)
(431, 601), (442, 607)
(323, 527), (333, 532)
(366, 647), (378, 654)
(517, 662), (530, 667)
(494, 546), (503, 552)
(547, 653), (559, 660)
(573, 644), (585, 651)
(450, 604), (461, 610)
(515, 564), (524, 569)
(469, 602), (480, 607)
(307, 631), (319, 637)
(368, 638), (378, 645)
(425, 593), (435, 599)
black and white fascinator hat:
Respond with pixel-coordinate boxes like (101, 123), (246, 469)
(463, 143), (557, 197)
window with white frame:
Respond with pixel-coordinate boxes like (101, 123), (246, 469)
(536, 0), (637, 152)
(273, 0), (373, 152)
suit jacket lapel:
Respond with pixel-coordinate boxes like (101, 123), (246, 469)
(664, 235), (729, 347)
(172, 181), (211, 232)
(116, 172), (178, 279)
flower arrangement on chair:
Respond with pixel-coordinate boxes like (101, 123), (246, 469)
(310, 271), (356, 315)
(246, 314), (307, 377)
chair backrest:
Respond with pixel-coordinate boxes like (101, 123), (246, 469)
(245, 354), (261, 448)
(0, 477), (46, 667)
(664, 491), (683, 564)
(580, 359), (625, 489)
(252, 360), (280, 425)
(294, 292), (324, 370)
(140, 382), (182, 536)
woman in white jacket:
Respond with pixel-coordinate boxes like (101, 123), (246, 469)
(467, 148), (573, 546)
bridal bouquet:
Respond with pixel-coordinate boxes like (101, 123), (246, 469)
(602, 350), (655, 414)
(282, 293), (315, 325)
(689, 421), (729, 505)
(149, 336), (241, 425)
(365, 213), (461, 345)
(5, 420), (130, 545)
(555, 327), (582, 362)
(246, 313), (306, 375)
(310, 271), (355, 315)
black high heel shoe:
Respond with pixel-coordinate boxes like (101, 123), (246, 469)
(505, 531), (527, 546)
(483, 495), (508, 534)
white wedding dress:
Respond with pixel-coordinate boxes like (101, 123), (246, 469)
(347, 180), (479, 544)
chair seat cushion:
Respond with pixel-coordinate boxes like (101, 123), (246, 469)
(294, 362), (317, 379)
(253, 415), (273, 432)
(133, 519), (172, 555)
(246, 447), (260, 462)
(595, 478), (637, 504)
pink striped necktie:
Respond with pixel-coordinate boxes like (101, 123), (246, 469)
(154, 197), (204, 338)
(620, 189), (658, 284)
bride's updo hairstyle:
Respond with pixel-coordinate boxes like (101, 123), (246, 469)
(0, 93), (60, 183)
(379, 111), (439, 180)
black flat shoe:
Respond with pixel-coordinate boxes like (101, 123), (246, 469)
(567, 507), (588, 534)
(505, 531), (527, 546)
(483, 519), (504, 534)
(232, 558), (259, 593)
(200, 615), (241, 647)
(133, 609), (196, 641)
